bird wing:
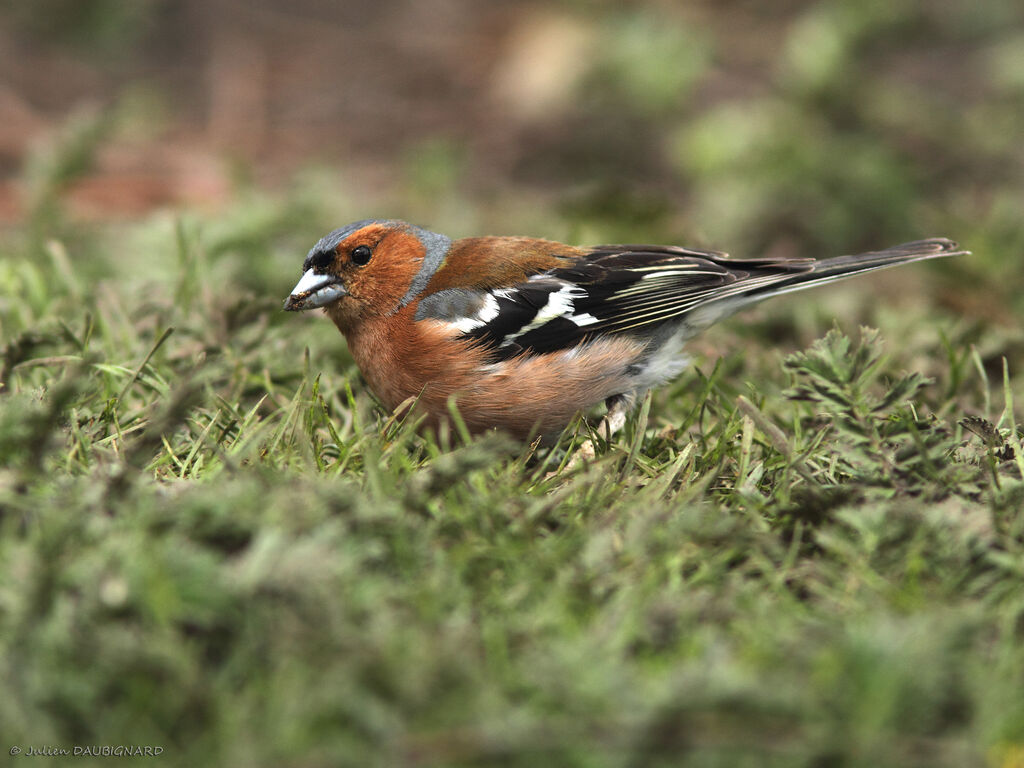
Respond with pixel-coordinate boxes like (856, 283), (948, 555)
(414, 245), (816, 360)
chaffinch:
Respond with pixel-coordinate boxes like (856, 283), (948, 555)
(284, 219), (965, 442)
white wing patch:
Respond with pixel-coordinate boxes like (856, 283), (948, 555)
(503, 285), (583, 343)
(450, 293), (501, 333)
(568, 312), (598, 326)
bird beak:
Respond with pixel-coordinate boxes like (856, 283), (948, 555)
(284, 269), (348, 311)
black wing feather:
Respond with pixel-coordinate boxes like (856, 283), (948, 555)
(463, 248), (807, 360)
(453, 240), (961, 361)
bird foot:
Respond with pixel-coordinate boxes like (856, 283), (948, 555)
(555, 393), (636, 474)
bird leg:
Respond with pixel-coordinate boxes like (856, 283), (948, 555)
(599, 392), (636, 440)
(561, 392), (638, 470)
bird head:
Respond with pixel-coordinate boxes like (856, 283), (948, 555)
(284, 219), (451, 326)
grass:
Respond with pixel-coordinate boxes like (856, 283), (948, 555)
(3, 189), (1024, 768)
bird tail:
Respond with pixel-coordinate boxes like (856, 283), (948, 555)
(686, 238), (966, 329)
(741, 237), (966, 303)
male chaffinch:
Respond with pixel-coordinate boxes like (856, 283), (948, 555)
(284, 219), (965, 442)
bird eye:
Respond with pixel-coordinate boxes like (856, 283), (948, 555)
(351, 245), (372, 266)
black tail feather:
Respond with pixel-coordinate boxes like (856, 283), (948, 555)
(739, 237), (966, 302)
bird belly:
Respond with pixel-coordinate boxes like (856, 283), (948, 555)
(622, 323), (696, 395)
(348, 318), (653, 440)
(453, 336), (650, 440)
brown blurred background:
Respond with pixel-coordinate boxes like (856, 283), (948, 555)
(1, 0), (1022, 279)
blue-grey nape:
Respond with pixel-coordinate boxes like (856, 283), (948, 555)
(395, 226), (451, 311)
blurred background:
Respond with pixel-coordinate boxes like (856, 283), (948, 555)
(2, 0), (1022, 269)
